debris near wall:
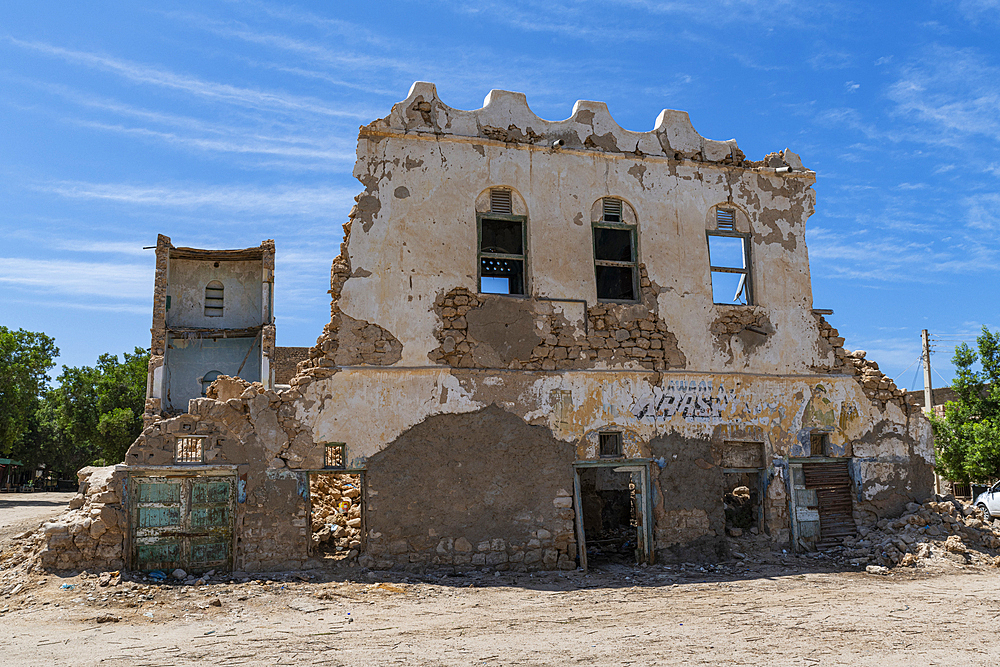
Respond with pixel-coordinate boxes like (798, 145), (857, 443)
(430, 265), (686, 371)
(309, 474), (362, 560)
(839, 495), (1000, 570)
(843, 350), (917, 413)
(11, 467), (128, 573)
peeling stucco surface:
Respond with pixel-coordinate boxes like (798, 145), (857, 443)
(110, 84), (933, 574)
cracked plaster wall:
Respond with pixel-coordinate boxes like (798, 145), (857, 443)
(106, 84), (935, 573)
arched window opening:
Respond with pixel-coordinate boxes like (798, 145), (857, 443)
(204, 281), (224, 317)
(478, 187), (526, 295)
(201, 370), (222, 397)
(593, 197), (638, 302)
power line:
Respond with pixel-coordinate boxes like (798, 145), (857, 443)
(893, 355), (923, 382)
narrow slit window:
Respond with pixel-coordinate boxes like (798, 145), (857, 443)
(599, 431), (623, 458)
(810, 433), (830, 457)
(175, 436), (205, 464)
(479, 192), (526, 296)
(708, 233), (751, 305)
(324, 443), (346, 469)
(204, 281), (224, 317)
(594, 198), (637, 301)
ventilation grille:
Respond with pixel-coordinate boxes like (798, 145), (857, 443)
(175, 436), (205, 464)
(603, 198), (623, 222)
(324, 443), (346, 469)
(716, 209), (736, 231)
(490, 189), (512, 215)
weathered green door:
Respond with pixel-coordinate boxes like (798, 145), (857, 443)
(134, 477), (185, 572)
(130, 474), (235, 573)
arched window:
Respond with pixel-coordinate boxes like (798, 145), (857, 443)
(478, 187), (527, 295)
(204, 281), (224, 317)
(592, 197), (638, 302)
(201, 370), (222, 396)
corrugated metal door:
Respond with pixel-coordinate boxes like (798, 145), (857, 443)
(131, 475), (234, 573)
(802, 461), (855, 544)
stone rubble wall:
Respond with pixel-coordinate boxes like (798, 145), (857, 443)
(844, 350), (913, 413)
(126, 375), (319, 571)
(35, 467), (127, 572)
(310, 474), (363, 558)
(361, 490), (578, 573)
(428, 265), (686, 372)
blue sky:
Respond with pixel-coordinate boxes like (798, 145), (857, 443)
(1, 1), (997, 392)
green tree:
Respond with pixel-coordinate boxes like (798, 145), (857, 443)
(0, 326), (58, 456)
(932, 326), (1000, 483)
(49, 347), (149, 465)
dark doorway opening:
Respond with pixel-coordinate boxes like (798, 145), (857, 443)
(723, 471), (762, 539)
(579, 466), (638, 565)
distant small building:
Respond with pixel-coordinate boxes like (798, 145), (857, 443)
(145, 235), (276, 417)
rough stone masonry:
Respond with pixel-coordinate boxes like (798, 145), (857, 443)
(34, 82), (933, 574)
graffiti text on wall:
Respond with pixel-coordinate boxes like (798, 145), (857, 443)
(631, 379), (736, 423)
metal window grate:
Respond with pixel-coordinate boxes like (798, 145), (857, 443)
(175, 436), (205, 464)
(716, 209), (736, 231)
(603, 198), (623, 223)
(324, 443), (346, 469)
(490, 189), (512, 215)
(599, 432), (623, 457)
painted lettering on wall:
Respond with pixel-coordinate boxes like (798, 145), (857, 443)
(631, 379), (736, 423)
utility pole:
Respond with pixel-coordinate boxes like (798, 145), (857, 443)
(922, 329), (940, 495)
(922, 329), (933, 416)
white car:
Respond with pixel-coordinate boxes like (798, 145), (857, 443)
(974, 481), (1000, 521)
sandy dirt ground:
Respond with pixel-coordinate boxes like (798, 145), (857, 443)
(0, 492), (77, 541)
(3, 493), (1000, 666)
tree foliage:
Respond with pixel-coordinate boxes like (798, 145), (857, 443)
(47, 348), (150, 465)
(0, 326), (58, 455)
(932, 326), (1000, 483)
(4, 334), (148, 476)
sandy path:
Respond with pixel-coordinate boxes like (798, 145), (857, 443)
(0, 492), (77, 542)
(3, 563), (999, 666)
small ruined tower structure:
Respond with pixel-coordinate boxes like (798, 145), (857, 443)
(145, 235), (275, 418)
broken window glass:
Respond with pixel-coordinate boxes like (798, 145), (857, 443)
(479, 216), (526, 295)
(593, 199), (637, 301)
(708, 233), (751, 305)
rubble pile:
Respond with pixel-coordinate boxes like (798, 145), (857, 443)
(0, 467), (125, 591)
(309, 474), (363, 560)
(840, 494), (1000, 569)
(38, 467), (126, 572)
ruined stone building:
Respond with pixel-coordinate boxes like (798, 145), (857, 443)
(48, 83), (934, 575)
(146, 235), (276, 416)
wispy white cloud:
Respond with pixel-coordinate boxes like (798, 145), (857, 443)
(6, 38), (368, 120)
(0, 257), (152, 300)
(38, 180), (357, 218)
(887, 45), (1000, 144)
(955, 0), (1000, 23)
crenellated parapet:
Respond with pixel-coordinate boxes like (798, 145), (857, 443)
(364, 81), (810, 172)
